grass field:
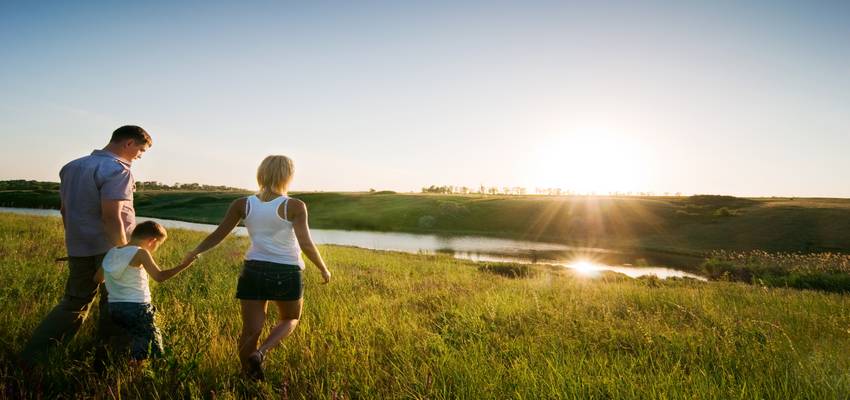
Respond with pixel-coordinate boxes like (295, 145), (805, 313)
(2, 188), (850, 256)
(2, 213), (850, 398)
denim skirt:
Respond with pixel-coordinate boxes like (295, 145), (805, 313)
(236, 260), (304, 301)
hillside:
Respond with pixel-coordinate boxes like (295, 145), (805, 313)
(2, 184), (849, 255)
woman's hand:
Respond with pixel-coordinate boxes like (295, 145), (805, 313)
(179, 250), (200, 268)
(320, 268), (331, 284)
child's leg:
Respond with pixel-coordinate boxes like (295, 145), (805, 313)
(111, 303), (161, 361)
(257, 299), (303, 355)
(140, 305), (164, 359)
(239, 300), (267, 369)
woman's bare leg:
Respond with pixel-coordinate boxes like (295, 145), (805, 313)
(239, 300), (267, 371)
(257, 299), (303, 355)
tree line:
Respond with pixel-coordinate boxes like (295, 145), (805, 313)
(134, 181), (246, 192)
(0, 180), (246, 192)
(421, 184), (684, 197)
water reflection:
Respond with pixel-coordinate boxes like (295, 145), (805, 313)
(457, 251), (705, 280)
(2, 207), (706, 280)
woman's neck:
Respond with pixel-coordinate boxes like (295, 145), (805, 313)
(258, 190), (285, 201)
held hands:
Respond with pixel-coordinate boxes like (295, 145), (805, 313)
(178, 250), (201, 268)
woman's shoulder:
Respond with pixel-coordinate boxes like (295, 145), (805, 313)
(233, 196), (252, 204)
(283, 197), (306, 220)
(231, 196), (250, 210)
(286, 197), (306, 210)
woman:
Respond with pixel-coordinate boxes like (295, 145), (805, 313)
(184, 155), (331, 380)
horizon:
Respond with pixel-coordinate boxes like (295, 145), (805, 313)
(2, 2), (849, 197)
(5, 177), (850, 199)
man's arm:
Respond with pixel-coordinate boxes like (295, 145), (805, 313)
(101, 200), (127, 247)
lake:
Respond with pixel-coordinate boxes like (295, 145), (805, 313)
(0, 207), (706, 280)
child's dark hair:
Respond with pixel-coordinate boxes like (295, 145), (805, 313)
(131, 221), (167, 241)
(111, 125), (152, 145)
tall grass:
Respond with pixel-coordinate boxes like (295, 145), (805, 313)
(703, 250), (850, 292)
(2, 213), (850, 398)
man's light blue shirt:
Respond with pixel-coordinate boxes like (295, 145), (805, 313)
(60, 150), (136, 257)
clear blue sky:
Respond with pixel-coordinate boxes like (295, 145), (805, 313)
(2, 1), (849, 196)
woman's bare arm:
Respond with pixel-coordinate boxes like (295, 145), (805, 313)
(187, 198), (246, 258)
(289, 198), (331, 283)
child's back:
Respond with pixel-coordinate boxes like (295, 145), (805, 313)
(103, 245), (151, 303)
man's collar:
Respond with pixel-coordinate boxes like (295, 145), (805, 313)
(91, 149), (132, 167)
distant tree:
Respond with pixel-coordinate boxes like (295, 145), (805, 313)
(0, 180), (60, 190)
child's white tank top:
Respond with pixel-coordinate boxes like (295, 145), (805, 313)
(244, 195), (305, 269)
(103, 245), (151, 303)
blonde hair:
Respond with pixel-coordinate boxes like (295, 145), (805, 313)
(256, 155), (295, 193)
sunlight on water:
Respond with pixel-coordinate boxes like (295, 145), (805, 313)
(566, 260), (603, 277)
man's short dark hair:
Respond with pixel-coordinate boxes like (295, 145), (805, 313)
(111, 125), (152, 146)
(131, 221), (167, 240)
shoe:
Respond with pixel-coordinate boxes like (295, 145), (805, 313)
(246, 350), (265, 381)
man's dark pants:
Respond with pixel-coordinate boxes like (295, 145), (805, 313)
(20, 254), (126, 360)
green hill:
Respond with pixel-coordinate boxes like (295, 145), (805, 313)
(2, 184), (849, 255)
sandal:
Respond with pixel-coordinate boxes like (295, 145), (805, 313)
(246, 350), (265, 381)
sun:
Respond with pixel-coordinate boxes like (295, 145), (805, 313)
(527, 128), (651, 194)
(566, 260), (602, 277)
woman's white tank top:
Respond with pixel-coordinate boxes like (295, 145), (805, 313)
(243, 195), (305, 269)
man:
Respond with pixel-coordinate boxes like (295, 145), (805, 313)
(21, 125), (151, 361)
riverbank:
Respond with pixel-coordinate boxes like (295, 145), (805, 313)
(2, 214), (849, 398)
(2, 189), (850, 256)
(0, 208), (708, 279)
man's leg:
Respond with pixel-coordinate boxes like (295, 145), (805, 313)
(20, 255), (102, 361)
(97, 280), (131, 354)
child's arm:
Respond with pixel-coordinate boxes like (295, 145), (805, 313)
(93, 267), (104, 284)
(133, 248), (196, 283)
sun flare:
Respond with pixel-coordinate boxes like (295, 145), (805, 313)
(566, 260), (602, 277)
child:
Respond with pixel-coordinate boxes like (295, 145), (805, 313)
(97, 221), (196, 362)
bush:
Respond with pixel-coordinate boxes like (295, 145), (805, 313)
(417, 215), (436, 228)
(702, 259), (753, 282)
(478, 262), (537, 278)
(438, 201), (468, 216)
(713, 207), (734, 217)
